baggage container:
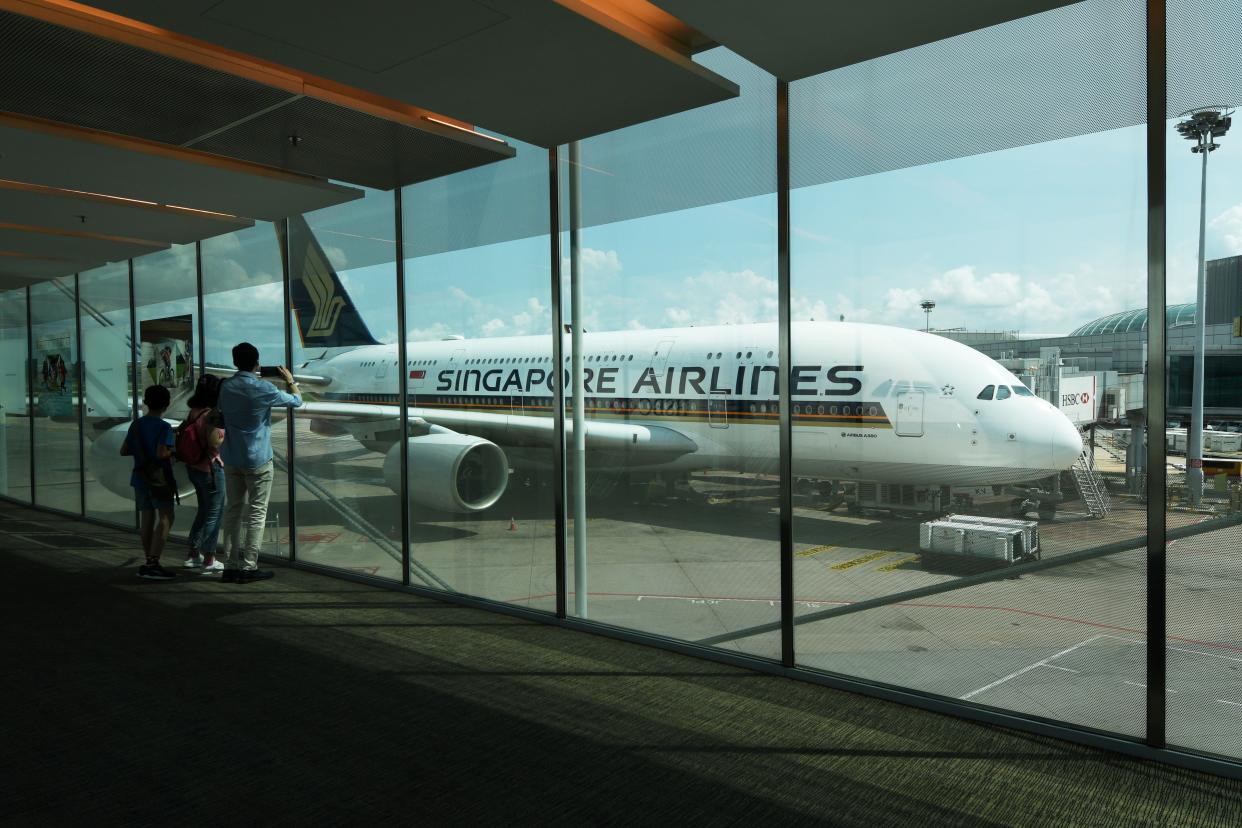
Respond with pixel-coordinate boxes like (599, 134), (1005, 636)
(919, 517), (1038, 564)
(939, 514), (1040, 560)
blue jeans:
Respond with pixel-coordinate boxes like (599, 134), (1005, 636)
(187, 465), (225, 557)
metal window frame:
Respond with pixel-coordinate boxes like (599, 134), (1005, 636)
(281, 217), (297, 563)
(1144, 0), (1167, 749)
(74, 271), (85, 517)
(549, 147), (568, 618)
(25, 285), (35, 506)
(395, 188), (412, 587)
(776, 79), (794, 667)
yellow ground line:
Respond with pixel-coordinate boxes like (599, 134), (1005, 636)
(876, 555), (920, 572)
(831, 551), (890, 570)
(796, 544), (838, 558)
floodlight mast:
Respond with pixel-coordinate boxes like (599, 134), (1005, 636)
(920, 299), (936, 333)
(1177, 108), (1232, 507)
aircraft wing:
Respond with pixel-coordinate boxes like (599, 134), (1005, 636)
(298, 400), (699, 464)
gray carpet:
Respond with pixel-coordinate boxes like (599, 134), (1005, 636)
(1, 501), (1240, 826)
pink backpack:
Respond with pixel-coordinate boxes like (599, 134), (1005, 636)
(175, 410), (209, 465)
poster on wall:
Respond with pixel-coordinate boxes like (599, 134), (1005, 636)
(35, 332), (74, 417)
(139, 315), (193, 411)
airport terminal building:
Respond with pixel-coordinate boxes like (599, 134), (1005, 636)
(3, 0), (1242, 805)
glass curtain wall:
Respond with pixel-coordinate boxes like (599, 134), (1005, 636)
(289, 189), (402, 580)
(401, 136), (557, 604)
(79, 262), (135, 526)
(132, 245), (201, 543)
(30, 277), (81, 514)
(0, 288), (31, 503)
(202, 224), (292, 559)
(788, 0), (1148, 737)
(565, 49), (781, 656)
(1165, 0), (1242, 762)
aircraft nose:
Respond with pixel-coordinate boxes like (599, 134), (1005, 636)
(1050, 415), (1083, 469)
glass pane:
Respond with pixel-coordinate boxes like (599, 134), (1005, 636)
(1166, 0), (1242, 759)
(289, 189), (402, 580)
(566, 49), (781, 657)
(402, 136), (558, 604)
(30, 277), (80, 514)
(80, 262), (135, 526)
(0, 288), (31, 503)
(202, 224), (291, 559)
(132, 246), (199, 543)
(789, 0), (1147, 737)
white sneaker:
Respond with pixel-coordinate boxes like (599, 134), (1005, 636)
(200, 560), (225, 574)
(183, 555), (203, 569)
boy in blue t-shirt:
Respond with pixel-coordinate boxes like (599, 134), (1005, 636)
(121, 385), (177, 580)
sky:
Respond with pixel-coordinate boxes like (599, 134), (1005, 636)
(320, 117), (1242, 347)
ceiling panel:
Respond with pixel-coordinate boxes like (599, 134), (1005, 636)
(650, 0), (1080, 81)
(0, 224), (165, 263)
(0, 253), (92, 282)
(188, 96), (515, 191)
(0, 113), (363, 221)
(0, 7), (515, 189)
(0, 180), (252, 244)
(79, 0), (740, 147)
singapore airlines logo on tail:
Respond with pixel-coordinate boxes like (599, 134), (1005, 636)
(303, 242), (346, 338)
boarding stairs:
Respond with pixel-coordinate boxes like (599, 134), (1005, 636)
(1071, 445), (1112, 518)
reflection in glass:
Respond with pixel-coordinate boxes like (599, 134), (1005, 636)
(288, 189), (402, 580)
(30, 278), (81, 514)
(0, 288), (31, 503)
(80, 262), (135, 526)
(402, 135), (557, 604)
(202, 224), (292, 559)
(789, 0), (1146, 737)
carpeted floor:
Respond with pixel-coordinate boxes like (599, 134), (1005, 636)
(2, 501), (1241, 826)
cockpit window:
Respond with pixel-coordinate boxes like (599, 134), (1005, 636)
(977, 385), (995, 400)
(996, 385), (1012, 400)
(1012, 384), (1034, 397)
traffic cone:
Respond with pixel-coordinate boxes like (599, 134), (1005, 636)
(508, 517), (517, 531)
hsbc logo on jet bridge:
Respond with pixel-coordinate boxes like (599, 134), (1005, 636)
(1061, 391), (1091, 407)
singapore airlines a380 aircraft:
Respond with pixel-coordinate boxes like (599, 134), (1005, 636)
(92, 217), (1083, 515)
(279, 218), (1082, 514)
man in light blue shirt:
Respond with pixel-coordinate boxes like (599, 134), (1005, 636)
(217, 341), (302, 583)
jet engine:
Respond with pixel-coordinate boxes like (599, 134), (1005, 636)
(383, 432), (508, 514)
(87, 419), (196, 501)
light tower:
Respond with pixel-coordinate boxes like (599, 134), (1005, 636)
(1176, 107), (1232, 507)
(920, 299), (936, 333)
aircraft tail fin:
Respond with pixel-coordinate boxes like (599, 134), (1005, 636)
(281, 215), (380, 349)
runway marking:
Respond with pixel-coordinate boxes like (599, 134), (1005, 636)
(796, 544), (838, 558)
(1042, 664), (1079, 673)
(1100, 634), (1242, 664)
(876, 555), (920, 572)
(1120, 680), (1177, 693)
(1217, 700), (1242, 708)
(960, 635), (1103, 700)
(831, 551), (891, 571)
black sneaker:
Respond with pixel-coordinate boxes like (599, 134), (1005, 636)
(137, 564), (176, 581)
(236, 569), (274, 583)
(221, 569), (240, 583)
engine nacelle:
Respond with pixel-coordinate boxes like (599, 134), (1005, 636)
(87, 419), (196, 501)
(383, 433), (508, 514)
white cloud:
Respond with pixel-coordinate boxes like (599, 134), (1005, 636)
(448, 286), (483, 310)
(1209, 204), (1242, 254)
(481, 318), (506, 336)
(929, 266), (1023, 307)
(561, 247), (622, 280)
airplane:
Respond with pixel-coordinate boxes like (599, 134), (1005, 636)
(89, 216), (1084, 516)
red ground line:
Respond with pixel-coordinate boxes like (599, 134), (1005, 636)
(504, 590), (1242, 653)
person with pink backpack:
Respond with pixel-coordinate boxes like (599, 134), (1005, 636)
(178, 374), (226, 573)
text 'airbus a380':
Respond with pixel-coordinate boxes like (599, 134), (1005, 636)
(92, 216), (1083, 516)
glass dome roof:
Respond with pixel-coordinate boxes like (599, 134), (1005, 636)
(1069, 304), (1196, 337)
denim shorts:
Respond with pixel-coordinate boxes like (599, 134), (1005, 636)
(133, 481), (174, 512)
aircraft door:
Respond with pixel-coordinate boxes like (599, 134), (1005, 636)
(374, 359), (388, 380)
(708, 392), (729, 429)
(650, 339), (675, 371)
(895, 390), (924, 437)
